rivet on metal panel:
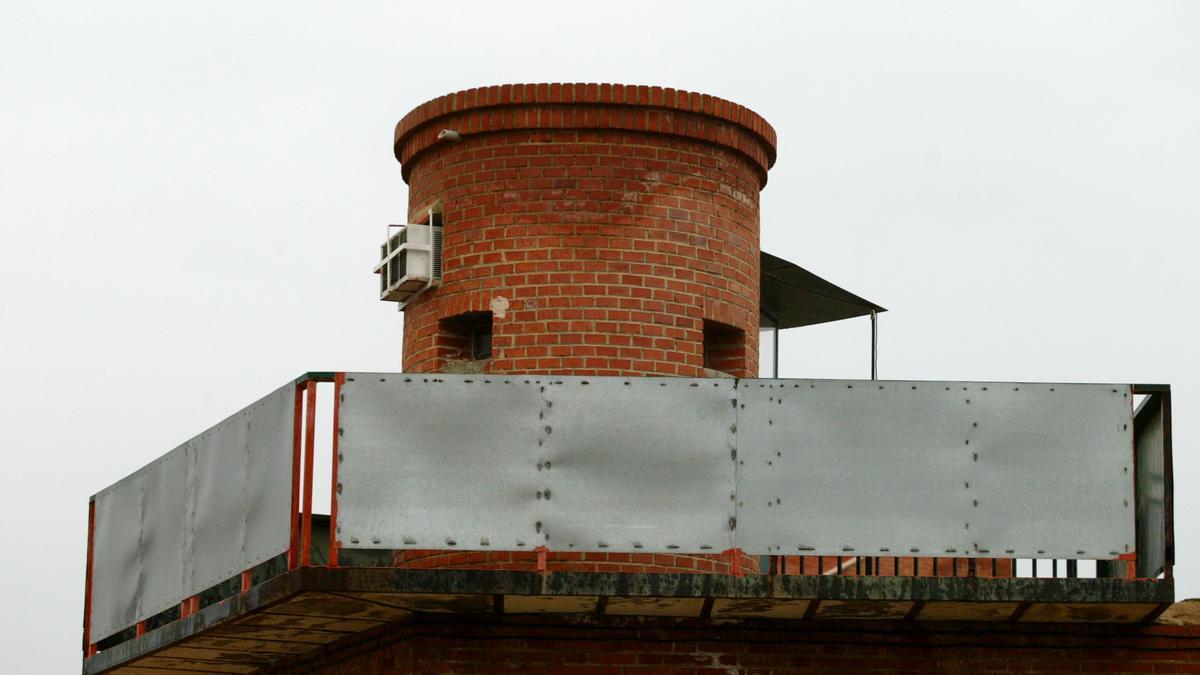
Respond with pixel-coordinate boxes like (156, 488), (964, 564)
(973, 500), (979, 507)
(544, 426), (552, 434)
(351, 537), (360, 544)
(1077, 550), (1085, 555)
(446, 538), (456, 546)
(730, 424), (737, 434)
(403, 537), (416, 545)
(728, 517), (737, 530)
(910, 547), (920, 553)
(666, 544), (679, 549)
(544, 489), (552, 499)
(544, 461), (551, 469)
(973, 453), (979, 462)
(799, 545), (815, 551)
(535, 521), (542, 532)
(598, 541), (609, 548)
(965, 482), (970, 488)
(965, 439), (970, 445)
(633, 542), (643, 548)
(946, 548), (957, 553)
(879, 547), (890, 552)
(480, 538), (490, 546)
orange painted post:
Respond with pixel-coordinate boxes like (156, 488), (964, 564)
(535, 546), (548, 573)
(179, 594), (199, 619)
(135, 621), (147, 637)
(288, 383), (303, 570)
(301, 380), (317, 566)
(83, 499), (96, 657)
(723, 548), (745, 577)
(329, 373), (345, 567)
(241, 569), (253, 594)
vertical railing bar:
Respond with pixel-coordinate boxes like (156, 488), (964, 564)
(288, 384), (303, 570)
(1067, 559), (1077, 579)
(328, 373), (345, 568)
(301, 380), (317, 567)
(893, 556), (898, 577)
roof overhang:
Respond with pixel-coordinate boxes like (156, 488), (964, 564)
(760, 251), (886, 329)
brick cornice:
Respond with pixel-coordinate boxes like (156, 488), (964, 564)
(394, 83), (778, 187)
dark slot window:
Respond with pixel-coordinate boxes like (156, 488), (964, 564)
(438, 311), (493, 362)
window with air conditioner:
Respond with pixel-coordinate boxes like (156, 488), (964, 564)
(374, 208), (443, 307)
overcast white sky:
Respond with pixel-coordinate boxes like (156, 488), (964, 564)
(1, 1), (1197, 670)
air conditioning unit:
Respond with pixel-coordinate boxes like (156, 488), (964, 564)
(374, 221), (443, 306)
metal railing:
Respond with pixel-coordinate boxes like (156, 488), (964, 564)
(82, 373), (1173, 658)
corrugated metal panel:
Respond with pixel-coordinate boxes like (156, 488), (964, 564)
(736, 380), (1134, 559)
(337, 375), (737, 553)
(89, 382), (295, 641)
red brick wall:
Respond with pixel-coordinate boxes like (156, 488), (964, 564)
(393, 84), (776, 379)
(283, 615), (1200, 674)
(391, 550), (760, 576)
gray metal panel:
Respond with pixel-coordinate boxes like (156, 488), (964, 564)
(89, 381), (295, 642)
(91, 472), (144, 641)
(1135, 398), (1166, 577)
(736, 380), (1134, 559)
(189, 409), (250, 592)
(135, 444), (189, 622)
(244, 384), (296, 569)
(337, 374), (736, 553)
(536, 378), (735, 553)
(338, 374), (546, 549)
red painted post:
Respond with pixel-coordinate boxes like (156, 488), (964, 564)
(83, 499), (96, 657)
(535, 546), (548, 573)
(241, 569), (253, 594)
(288, 383), (303, 570)
(328, 373), (345, 568)
(135, 621), (147, 637)
(722, 548), (745, 578)
(179, 594), (199, 619)
(301, 380), (317, 567)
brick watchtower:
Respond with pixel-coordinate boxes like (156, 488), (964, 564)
(389, 83), (776, 575)
(394, 83), (776, 379)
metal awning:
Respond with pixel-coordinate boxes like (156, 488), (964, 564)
(759, 251), (886, 329)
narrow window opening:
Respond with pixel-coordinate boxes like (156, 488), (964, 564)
(437, 311), (493, 372)
(703, 319), (746, 377)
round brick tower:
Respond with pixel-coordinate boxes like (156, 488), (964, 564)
(395, 83), (776, 379)
(391, 83), (776, 575)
